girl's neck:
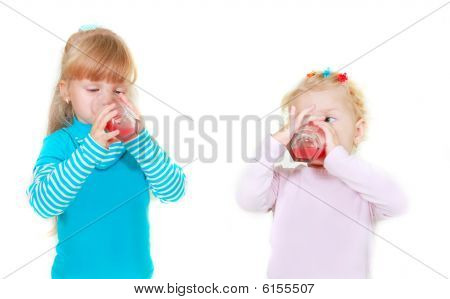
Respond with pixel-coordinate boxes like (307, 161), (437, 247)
(71, 115), (92, 137)
(74, 115), (90, 124)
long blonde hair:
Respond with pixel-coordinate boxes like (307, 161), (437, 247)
(47, 27), (138, 236)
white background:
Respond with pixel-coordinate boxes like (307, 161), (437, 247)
(0, 0), (449, 293)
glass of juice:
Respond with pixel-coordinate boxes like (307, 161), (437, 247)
(105, 95), (140, 142)
(287, 116), (326, 165)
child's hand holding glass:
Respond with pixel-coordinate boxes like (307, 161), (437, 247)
(90, 103), (121, 149)
(115, 93), (144, 133)
(273, 104), (343, 166)
(311, 118), (340, 156)
(272, 105), (325, 145)
(104, 93), (143, 143)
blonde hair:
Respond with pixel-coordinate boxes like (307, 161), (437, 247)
(48, 27), (137, 134)
(281, 71), (366, 123)
(46, 27), (138, 236)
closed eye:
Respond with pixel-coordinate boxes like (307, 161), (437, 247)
(87, 89), (99, 92)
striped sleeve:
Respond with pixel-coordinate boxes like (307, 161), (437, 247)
(123, 128), (186, 203)
(26, 134), (109, 218)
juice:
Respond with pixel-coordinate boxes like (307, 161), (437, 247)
(105, 100), (139, 142)
(105, 117), (138, 142)
(287, 121), (326, 164)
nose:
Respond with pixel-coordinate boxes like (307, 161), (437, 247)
(96, 91), (118, 106)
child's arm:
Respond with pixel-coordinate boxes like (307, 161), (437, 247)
(123, 128), (186, 203)
(27, 133), (110, 218)
(235, 135), (286, 212)
(324, 145), (408, 220)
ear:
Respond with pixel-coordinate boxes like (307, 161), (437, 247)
(353, 118), (366, 146)
(59, 80), (69, 103)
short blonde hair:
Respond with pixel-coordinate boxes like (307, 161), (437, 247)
(281, 70), (366, 122)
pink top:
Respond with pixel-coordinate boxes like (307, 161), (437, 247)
(236, 135), (407, 278)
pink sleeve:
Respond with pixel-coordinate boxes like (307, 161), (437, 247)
(235, 135), (286, 212)
(324, 145), (408, 221)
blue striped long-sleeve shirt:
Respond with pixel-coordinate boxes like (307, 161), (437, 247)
(26, 116), (185, 278)
(27, 125), (185, 218)
(123, 129), (185, 203)
(26, 133), (110, 218)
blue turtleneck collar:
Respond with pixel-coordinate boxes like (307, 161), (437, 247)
(69, 115), (92, 139)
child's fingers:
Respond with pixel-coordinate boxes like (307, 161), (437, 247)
(286, 105), (317, 137)
(312, 120), (326, 133)
(294, 105), (316, 129)
(313, 120), (330, 131)
(97, 103), (116, 121)
(313, 120), (338, 144)
(93, 103), (116, 130)
(288, 105), (296, 134)
(105, 130), (120, 139)
(305, 115), (326, 124)
(319, 120), (338, 137)
(104, 131), (120, 148)
(98, 109), (119, 132)
(311, 122), (334, 152)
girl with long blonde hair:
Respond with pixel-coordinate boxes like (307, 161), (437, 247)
(27, 26), (185, 278)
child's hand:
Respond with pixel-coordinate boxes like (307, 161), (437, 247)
(116, 93), (144, 133)
(90, 103), (121, 149)
(311, 120), (340, 155)
(272, 105), (325, 146)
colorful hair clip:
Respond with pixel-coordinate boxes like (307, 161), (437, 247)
(337, 72), (348, 83)
(79, 24), (98, 31)
(306, 72), (316, 78)
(322, 67), (331, 78)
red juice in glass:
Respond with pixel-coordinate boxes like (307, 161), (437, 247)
(105, 97), (139, 142)
(287, 120), (326, 165)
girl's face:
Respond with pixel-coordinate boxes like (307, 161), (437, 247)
(59, 79), (128, 124)
(293, 87), (365, 153)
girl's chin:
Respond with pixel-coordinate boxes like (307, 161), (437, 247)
(75, 115), (94, 125)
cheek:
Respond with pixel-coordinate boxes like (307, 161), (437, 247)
(333, 122), (355, 144)
(71, 93), (96, 116)
(73, 97), (89, 109)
